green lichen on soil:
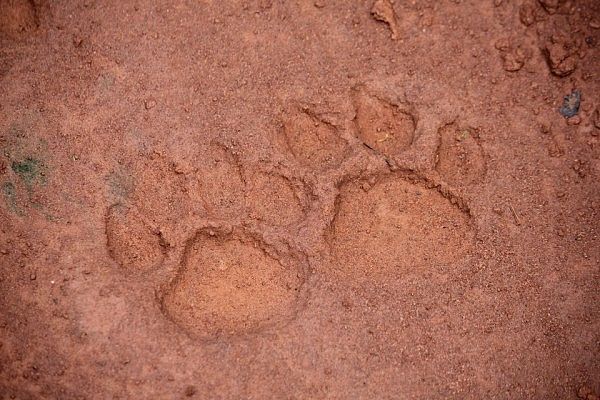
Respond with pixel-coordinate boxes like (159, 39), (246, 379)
(1, 181), (22, 215)
(11, 157), (46, 186)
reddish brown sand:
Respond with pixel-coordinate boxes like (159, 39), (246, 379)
(1, 0), (599, 398)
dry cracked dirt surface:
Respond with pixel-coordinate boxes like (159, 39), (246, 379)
(0, 0), (599, 399)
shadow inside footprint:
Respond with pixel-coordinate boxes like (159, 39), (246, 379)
(246, 172), (305, 227)
(185, 145), (245, 220)
(352, 88), (416, 158)
(105, 204), (166, 272)
(281, 107), (349, 171)
(161, 230), (305, 341)
(435, 123), (486, 186)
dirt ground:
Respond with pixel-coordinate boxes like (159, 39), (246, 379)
(0, 0), (599, 398)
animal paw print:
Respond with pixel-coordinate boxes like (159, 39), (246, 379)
(160, 229), (307, 341)
(435, 122), (486, 186)
(105, 204), (166, 272)
(183, 144), (245, 220)
(104, 146), (311, 342)
(245, 171), (308, 227)
(103, 86), (480, 343)
(352, 85), (417, 158)
(278, 87), (480, 289)
(279, 105), (350, 172)
(324, 172), (475, 284)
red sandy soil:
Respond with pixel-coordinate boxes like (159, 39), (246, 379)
(1, 0), (599, 398)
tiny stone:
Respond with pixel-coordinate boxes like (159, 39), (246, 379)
(185, 386), (197, 397)
(567, 115), (581, 125)
(544, 42), (578, 76)
(144, 99), (156, 110)
(30, 272), (36, 280)
(371, 0), (401, 40)
(593, 108), (600, 130)
(559, 89), (581, 118)
(586, 36), (595, 46)
(540, 123), (551, 134)
(539, 0), (559, 14)
(578, 386), (593, 399)
(519, 3), (536, 26)
(502, 50), (525, 72)
(495, 38), (509, 51)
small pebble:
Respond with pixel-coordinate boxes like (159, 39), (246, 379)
(540, 122), (551, 134)
(567, 115), (581, 125)
(185, 385), (197, 397)
(593, 108), (600, 130)
(144, 99), (156, 110)
(559, 89), (581, 118)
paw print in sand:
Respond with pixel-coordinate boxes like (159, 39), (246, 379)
(160, 229), (306, 341)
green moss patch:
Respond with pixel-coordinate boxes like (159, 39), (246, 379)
(11, 157), (46, 186)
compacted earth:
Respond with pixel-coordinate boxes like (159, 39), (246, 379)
(1, 0), (599, 398)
